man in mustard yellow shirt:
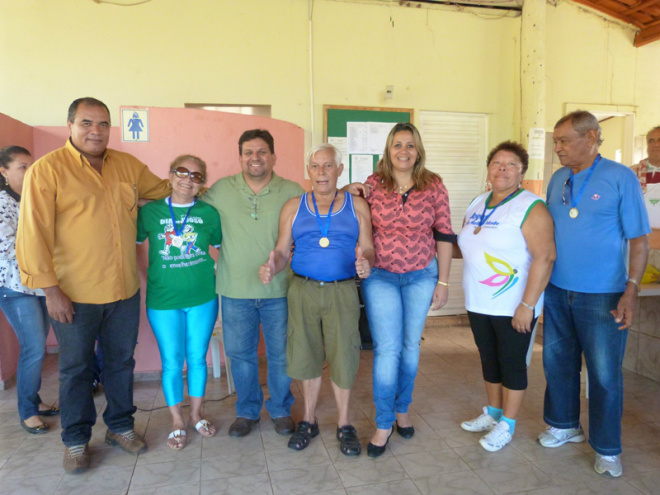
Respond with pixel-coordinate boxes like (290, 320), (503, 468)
(16, 97), (170, 474)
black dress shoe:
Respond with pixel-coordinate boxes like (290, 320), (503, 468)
(396, 421), (415, 439)
(228, 417), (260, 437)
(37, 404), (60, 417)
(367, 427), (393, 458)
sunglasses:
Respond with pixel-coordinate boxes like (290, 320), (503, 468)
(561, 177), (570, 205)
(172, 166), (205, 184)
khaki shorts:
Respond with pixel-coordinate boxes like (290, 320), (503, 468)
(286, 276), (361, 389)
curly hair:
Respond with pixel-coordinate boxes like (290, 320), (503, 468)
(486, 141), (529, 174)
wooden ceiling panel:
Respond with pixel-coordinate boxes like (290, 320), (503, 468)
(571, 0), (660, 45)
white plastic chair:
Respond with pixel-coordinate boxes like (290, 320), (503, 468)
(210, 313), (234, 395)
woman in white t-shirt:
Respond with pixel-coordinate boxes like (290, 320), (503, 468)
(456, 141), (555, 452)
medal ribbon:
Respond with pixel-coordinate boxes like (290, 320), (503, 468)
(311, 191), (338, 240)
(168, 197), (196, 237)
(476, 188), (520, 229)
(569, 154), (600, 211)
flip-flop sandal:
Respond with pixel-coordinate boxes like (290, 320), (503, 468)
(167, 429), (186, 450)
(194, 419), (217, 438)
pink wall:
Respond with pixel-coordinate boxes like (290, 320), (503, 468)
(0, 107), (305, 380)
(0, 114), (35, 384)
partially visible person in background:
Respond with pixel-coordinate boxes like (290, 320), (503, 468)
(0, 146), (58, 434)
(632, 125), (660, 229)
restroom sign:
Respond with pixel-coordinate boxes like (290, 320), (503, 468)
(121, 108), (149, 142)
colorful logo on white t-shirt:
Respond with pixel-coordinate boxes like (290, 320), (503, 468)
(479, 252), (519, 298)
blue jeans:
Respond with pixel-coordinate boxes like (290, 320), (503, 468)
(0, 287), (50, 420)
(50, 291), (140, 447)
(542, 283), (627, 455)
(147, 297), (218, 406)
(221, 296), (293, 420)
(362, 260), (438, 429)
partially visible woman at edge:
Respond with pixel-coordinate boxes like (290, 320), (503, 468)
(346, 123), (455, 457)
(137, 155), (222, 450)
(456, 141), (555, 452)
(0, 146), (59, 434)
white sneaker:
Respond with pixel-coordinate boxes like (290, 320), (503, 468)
(479, 421), (512, 452)
(537, 426), (585, 448)
(594, 453), (622, 477)
(461, 407), (497, 432)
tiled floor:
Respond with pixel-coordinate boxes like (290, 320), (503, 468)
(1, 318), (660, 495)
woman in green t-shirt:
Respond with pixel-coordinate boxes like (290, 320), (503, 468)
(137, 155), (222, 450)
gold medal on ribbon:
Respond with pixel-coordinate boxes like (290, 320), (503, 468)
(569, 207), (579, 219)
(473, 226), (482, 235)
(319, 237), (330, 248)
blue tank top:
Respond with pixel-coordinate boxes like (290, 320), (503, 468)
(290, 192), (359, 281)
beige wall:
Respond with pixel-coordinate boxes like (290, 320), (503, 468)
(600, 116), (626, 161)
(0, 0), (658, 163)
(1, 0), (519, 151)
(544, 2), (660, 136)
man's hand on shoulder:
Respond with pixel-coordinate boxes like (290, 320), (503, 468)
(43, 286), (75, 324)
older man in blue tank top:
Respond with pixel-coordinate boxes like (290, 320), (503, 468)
(259, 143), (375, 457)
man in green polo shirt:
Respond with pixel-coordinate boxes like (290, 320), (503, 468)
(202, 129), (303, 437)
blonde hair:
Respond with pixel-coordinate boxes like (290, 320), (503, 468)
(376, 123), (439, 192)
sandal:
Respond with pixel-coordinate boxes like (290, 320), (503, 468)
(194, 419), (217, 438)
(167, 429), (186, 450)
(287, 420), (319, 451)
(337, 425), (361, 456)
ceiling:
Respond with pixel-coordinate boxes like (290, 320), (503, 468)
(573, 0), (660, 46)
(393, 0), (660, 46)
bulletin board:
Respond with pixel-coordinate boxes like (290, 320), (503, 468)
(323, 105), (414, 187)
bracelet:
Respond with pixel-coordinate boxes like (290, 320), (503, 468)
(520, 301), (534, 310)
(436, 280), (449, 287)
(627, 278), (641, 292)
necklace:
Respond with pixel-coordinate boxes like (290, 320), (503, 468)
(397, 180), (412, 195)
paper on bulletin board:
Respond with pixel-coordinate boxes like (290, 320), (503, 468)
(528, 127), (546, 160)
(347, 122), (396, 155)
(328, 137), (348, 165)
(336, 168), (350, 189)
(352, 154), (374, 184)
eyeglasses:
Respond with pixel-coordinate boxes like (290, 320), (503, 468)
(172, 166), (205, 184)
(561, 177), (570, 205)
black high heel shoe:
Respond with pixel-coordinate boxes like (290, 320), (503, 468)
(367, 427), (393, 458)
(396, 421), (415, 439)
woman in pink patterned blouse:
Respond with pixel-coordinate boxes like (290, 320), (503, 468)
(348, 123), (455, 457)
